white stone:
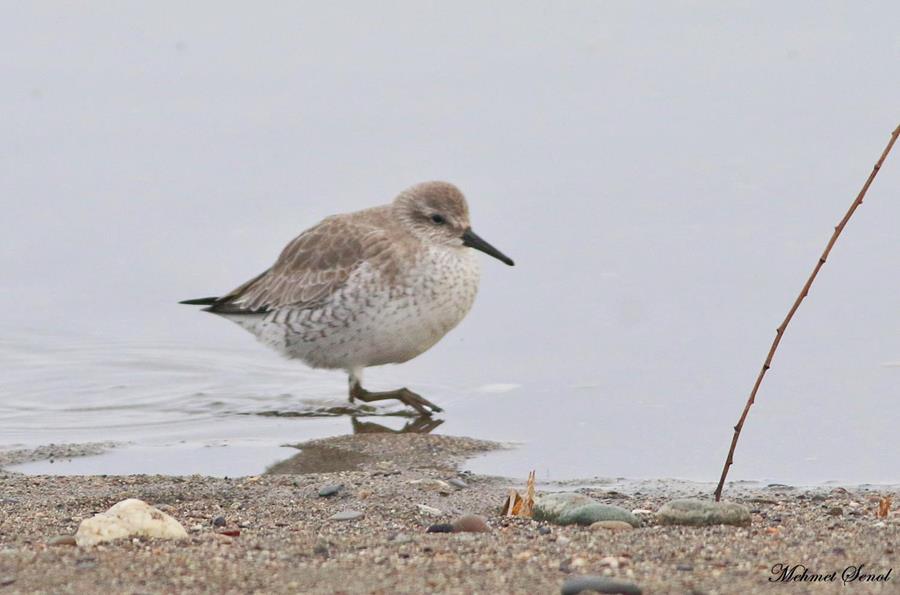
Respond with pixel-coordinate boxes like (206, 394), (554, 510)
(75, 499), (188, 546)
(416, 504), (443, 516)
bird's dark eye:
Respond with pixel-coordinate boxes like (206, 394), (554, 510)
(430, 214), (446, 225)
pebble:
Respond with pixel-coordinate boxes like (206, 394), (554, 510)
(827, 507), (843, 516)
(748, 497), (778, 505)
(448, 478), (468, 489)
(766, 483), (794, 490)
(329, 510), (363, 522)
(212, 516), (226, 527)
(313, 539), (329, 556)
(657, 499), (751, 527)
(47, 535), (77, 547)
(318, 484), (344, 498)
(416, 504), (443, 516)
(560, 575), (642, 595)
(538, 526), (552, 535)
(676, 563), (693, 571)
(598, 556), (620, 568)
(451, 514), (490, 533)
(426, 523), (454, 533)
(534, 493), (639, 527)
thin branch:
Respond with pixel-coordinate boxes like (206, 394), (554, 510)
(714, 124), (900, 502)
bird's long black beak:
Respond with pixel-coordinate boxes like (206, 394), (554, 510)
(462, 228), (515, 266)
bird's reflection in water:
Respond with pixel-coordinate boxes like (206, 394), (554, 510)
(264, 414), (443, 474)
(351, 415), (443, 434)
(253, 405), (434, 420)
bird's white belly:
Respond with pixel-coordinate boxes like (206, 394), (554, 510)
(227, 248), (480, 370)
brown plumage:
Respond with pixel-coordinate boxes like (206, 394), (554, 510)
(207, 207), (411, 314)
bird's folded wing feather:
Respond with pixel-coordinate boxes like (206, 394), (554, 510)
(208, 215), (396, 314)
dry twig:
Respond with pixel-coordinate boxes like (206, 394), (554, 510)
(714, 124), (900, 501)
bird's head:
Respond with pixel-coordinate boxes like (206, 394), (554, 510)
(393, 181), (514, 266)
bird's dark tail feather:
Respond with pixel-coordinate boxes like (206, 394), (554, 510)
(179, 297), (220, 306)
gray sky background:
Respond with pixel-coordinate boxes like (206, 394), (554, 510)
(1, 2), (898, 482)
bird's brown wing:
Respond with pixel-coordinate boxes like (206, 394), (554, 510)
(206, 214), (398, 314)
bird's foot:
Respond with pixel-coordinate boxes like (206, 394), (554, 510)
(349, 384), (443, 416)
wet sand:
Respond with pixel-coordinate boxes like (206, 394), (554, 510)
(0, 434), (897, 594)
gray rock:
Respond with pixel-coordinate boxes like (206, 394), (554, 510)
(561, 575), (642, 594)
(329, 510), (363, 522)
(448, 478), (468, 489)
(535, 493), (592, 518)
(657, 499), (751, 526)
(534, 493), (639, 527)
(318, 484), (343, 498)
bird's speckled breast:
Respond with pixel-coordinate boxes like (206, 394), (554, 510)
(349, 245), (481, 366)
(234, 246), (481, 370)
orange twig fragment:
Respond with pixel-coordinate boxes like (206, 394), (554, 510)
(876, 496), (892, 518)
(501, 470), (536, 517)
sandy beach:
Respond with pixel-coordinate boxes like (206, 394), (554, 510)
(0, 434), (896, 594)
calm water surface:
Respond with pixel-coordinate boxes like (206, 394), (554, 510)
(2, 321), (897, 484)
